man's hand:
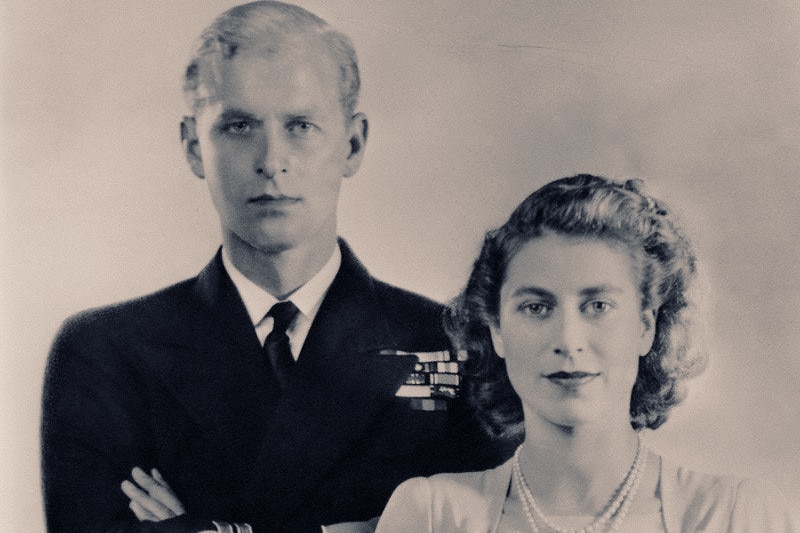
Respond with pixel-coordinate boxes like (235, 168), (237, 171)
(121, 467), (186, 522)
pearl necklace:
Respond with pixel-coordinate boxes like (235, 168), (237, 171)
(511, 435), (645, 533)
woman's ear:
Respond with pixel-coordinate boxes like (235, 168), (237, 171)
(638, 308), (657, 357)
(489, 324), (505, 358)
(181, 117), (204, 179)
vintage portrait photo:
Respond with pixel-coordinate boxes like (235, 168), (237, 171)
(2, 1), (798, 531)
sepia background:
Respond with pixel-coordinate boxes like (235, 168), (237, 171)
(1, 1), (798, 529)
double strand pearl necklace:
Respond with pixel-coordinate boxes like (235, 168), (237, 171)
(511, 434), (645, 533)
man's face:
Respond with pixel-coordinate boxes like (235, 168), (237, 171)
(184, 44), (365, 255)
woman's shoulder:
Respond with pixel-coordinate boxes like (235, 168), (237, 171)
(389, 459), (513, 505)
(661, 454), (742, 496)
(376, 461), (514, 533)
(424, 459), (514, 497)
(660, 454), (784, 503)
(658, 453), (797, 532)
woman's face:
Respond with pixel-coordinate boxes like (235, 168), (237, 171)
(490, 233), (655, 430)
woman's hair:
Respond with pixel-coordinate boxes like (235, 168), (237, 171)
(447, 174), (706, 442)
(182, 1), (360, 117)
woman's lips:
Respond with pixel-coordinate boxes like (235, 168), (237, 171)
(544, 371), (600, 387)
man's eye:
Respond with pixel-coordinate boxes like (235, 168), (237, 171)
(288, 121), (314, 134)
(519, 302), (552, 317)
(223, 121), (251, 134)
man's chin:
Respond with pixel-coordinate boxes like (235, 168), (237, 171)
(252, 239), (296, 255)
(226, 229), (298, 257)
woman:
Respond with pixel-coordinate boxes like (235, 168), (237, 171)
(375, 175), (795, 532)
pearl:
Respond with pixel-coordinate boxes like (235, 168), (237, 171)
(511, 434), (646, 533)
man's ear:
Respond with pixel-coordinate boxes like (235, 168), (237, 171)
(489, 324), (505, 359)
(181, 117), (204, 179)
(638, 308), (657, 357)
(342, 112), (368, 178)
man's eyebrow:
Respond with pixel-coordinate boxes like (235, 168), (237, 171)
(283, 108), (322, 120)
(217, 109), (259, 121)
(284, 113), (314, 122)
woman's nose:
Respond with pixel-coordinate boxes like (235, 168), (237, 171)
(552, 311), (585, 356)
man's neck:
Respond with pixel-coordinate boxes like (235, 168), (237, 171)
(223, 233), (337, 300)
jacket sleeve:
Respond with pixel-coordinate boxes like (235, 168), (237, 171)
(40, 314), (214, 533)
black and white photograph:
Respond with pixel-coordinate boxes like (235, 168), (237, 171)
(1, 1), (798, 531)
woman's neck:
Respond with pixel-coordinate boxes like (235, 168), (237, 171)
(517, 421), (641, 516)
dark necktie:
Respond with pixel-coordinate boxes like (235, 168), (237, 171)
(263, 301), (299, 389)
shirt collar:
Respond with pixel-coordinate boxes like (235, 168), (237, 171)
(222, 244), (342, 327)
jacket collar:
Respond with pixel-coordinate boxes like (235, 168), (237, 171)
(184, 241), (418, 524)
(299, 238), (398, 357)
(240, 239), (418, 523)
(189, 240), (398, 352)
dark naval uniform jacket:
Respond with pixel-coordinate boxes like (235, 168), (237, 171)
(41, 240), (509, 533)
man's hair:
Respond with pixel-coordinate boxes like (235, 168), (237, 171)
(447, 174), (706, 443)
(183, 1), (360, 117)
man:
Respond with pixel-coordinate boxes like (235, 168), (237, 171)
(40, 2), (508, 532)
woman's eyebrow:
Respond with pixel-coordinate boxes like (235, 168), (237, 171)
(579, 285), (624, 299)
(510, 286), (555, 300)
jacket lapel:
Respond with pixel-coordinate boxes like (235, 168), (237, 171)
(241, 241), (418, 520)
(151, 244), (420, 522)
(151, 251), (282, 441)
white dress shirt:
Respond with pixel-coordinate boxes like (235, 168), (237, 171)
(221, 245), (342, 360)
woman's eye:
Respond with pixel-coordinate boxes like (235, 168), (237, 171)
(584, 301), (613, 315)
(520, 302), (551, 317)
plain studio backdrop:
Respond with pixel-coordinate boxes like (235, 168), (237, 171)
(1, 1), (798, 529)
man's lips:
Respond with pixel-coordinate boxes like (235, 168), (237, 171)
(248, 194), (301, 206)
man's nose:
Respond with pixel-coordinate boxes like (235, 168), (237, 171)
(552, 310), (585, 357)
(255, 130), (287, 178)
